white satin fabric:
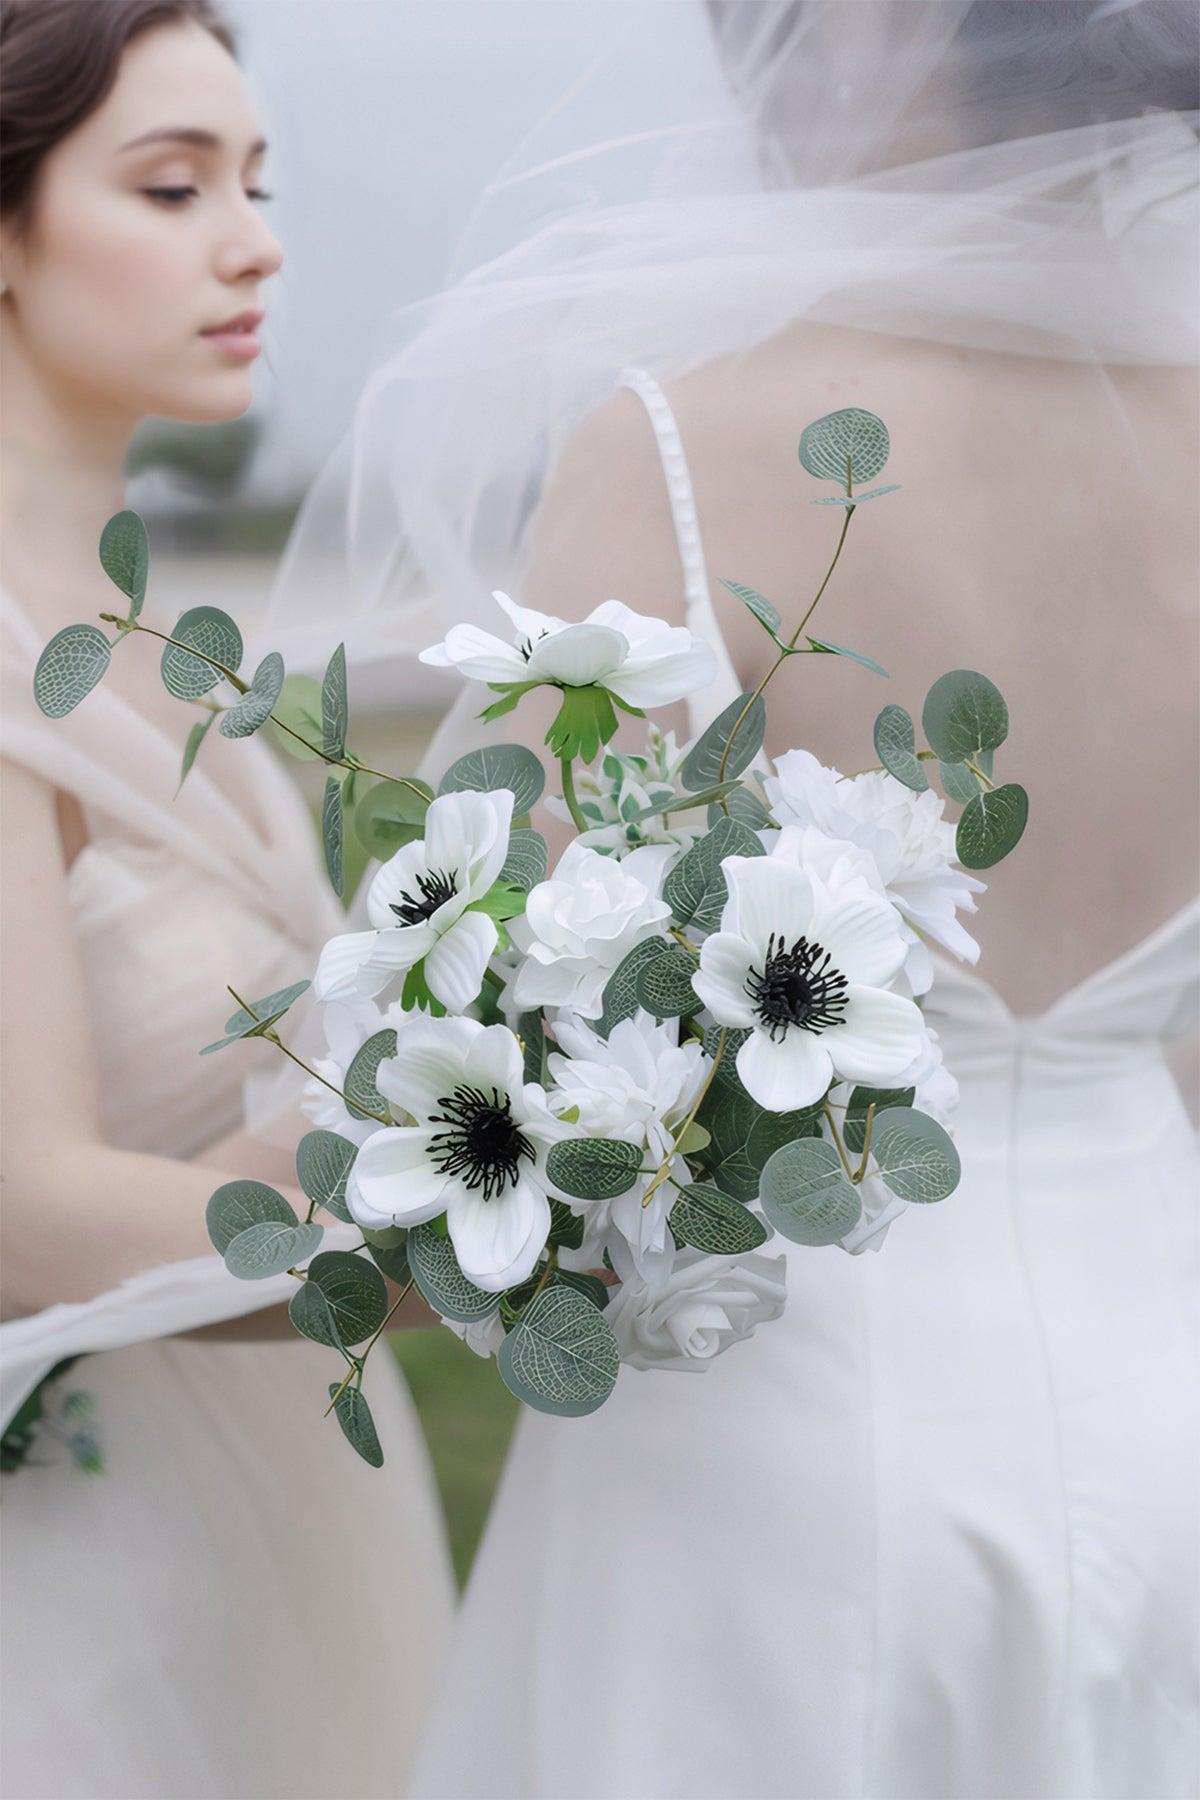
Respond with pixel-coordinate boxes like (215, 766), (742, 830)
(0, 592), (453, 1800)
(407, 381), (1199, 1800)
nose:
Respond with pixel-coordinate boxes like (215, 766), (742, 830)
(214, 197), (284, 287)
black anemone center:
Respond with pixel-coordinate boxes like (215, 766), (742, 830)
(428, 1085), (534, 1203)
(745, 933), (849, 1042)
(390, 867), (457, 926)
(516, 628), (549, 664)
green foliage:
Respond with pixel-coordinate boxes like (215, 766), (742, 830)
(496, 1285), (619, 1417)
(551, 1267), (610, 1310)
(295, 1129), (358, 1222)
(681, 691), (766, 790)
(758, 1138), (862, 1245)
(305, 1249), (388, 1344)
(321, 643), (349, 759)
(689, 1047), (821, 1202)
(322, 774), (344, 897)
(99, 510), (148, 618)
(709, 785), (775, 831)
(939, 757), (984, 804)
(956, 783), (1029, 869)
(669, 1183), (769, 1255)
(224, 1219), (324, 1280)
(806, 637), (889, 678)
(328, 1385), (384, 1467)
(439, 744), (545, 814)
(635, 944), (702, 1020)
(177, 711), (216, 792)
(205, 1179), (296, 1254)
(289, 1279), (344, 1351)
(719, 578), (782, 639)
(364, 1229), (411, 1286)
(270, 674), (323, 761)
(408, 1222), (500, 1323)
(33, 624), (111, 718)
(664, 815), (765, 936)
(344, 1028), (397, 1122)
(799, 407), (890, 485)
(545, 685), (621, 763)
(922, 669), (1009, 763)
(547, 1198), (585, 1251)
(842, 1085), (914, 1155)
(873, 704), (929, 793)
(498, 828), (548, 894)
(869, 1106), (961, 1203)
(599, 937), (669, 1037)
(353, 776), (431, 860)
(218, 651), (284, 739)
(518, 1010), (549, 1087)
(160, 606), (243, 699)
(547, 1137), (644, 1200)
(199, 978), (310, 1054)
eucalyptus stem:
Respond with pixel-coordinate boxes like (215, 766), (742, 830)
(225, 986), (389, 1129)
(559, 757), (588, 834)
(822, 1101), (857, 1184)
(641, 1026), (728, 1209)
(964, 757), (995, 790)
(529, 1247), (559, 1304)
(852, 1103), (877, 1184)
(323, 1277), (414, 1418)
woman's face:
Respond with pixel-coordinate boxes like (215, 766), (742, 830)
(0, 20), (282, 424)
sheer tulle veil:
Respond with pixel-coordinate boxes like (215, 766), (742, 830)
(264, 0), (1198, 692)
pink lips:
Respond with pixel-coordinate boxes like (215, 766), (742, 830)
(200, 307), (264, 362)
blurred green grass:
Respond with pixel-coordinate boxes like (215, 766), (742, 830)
(390, 1327), (518, 1587)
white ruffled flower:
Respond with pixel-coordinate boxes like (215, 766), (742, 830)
(509, 840), (673, 1019)
(839, 1173), (908, 1257)
(763, 749), (986, 992)
(547, 1010), (710, 1284)
(301, 998), (389, 1145)
(314, 789), (513, 1013)
(420, 591), (716, 710)
(693, 835), (927, 1112)
(442, 1312), (507, 1360)
(346, 1015), (571, 1293)
(607, 1249), (787, 1372)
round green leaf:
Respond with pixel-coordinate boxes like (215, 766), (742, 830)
(636, 944), (701, 1020)
(224, 1219), (323, 1279)
(869, 1106), (961, 1203)
(938, 759), (982, 804)
(681, 691), (766, 791)
(842, 1085), (915, 1156)
(799, 408), (890, 485)
(497, 1284), (619, 1417)
(498, 828), (548, 895)
(366, 1235), (411, 1286)
(873, 704), (928, 793)
(344, 1028), (397, 1122)
(218, 651), (284, 739)
(99, 510), (148, 616)
(759, 1138), (862, 1246)
(305, 1250), (388, 1345)
(354, 777), (431, 859)
(546, 1137), (643, 1201)
(408, 1221), (500, 1323)
(160, 606), (243, 699)
(709, 786), (775, 831)
(669, 1184), (769, 1255)
(206, 1179), (297, 1255)
(664, 815), (764, 936)
(439, 744), (545, 814)
(956, 782), (1029, 870)
(33, 624), (111, 718)
(295, 1130), (357, 1222)
(270, 673), (323, 760)
(289, 1278), (344, 1350)
(329, 1385), (384, 1467)
(599, 937), (670, 1037)
(922, 669), (1009, 763)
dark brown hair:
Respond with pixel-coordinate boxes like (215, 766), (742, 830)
(0, 0), (236, 233)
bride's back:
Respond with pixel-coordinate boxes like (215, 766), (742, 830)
(529, 318), (1199, 1019)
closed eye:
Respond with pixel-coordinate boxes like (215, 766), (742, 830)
(142, 186), (274, 205)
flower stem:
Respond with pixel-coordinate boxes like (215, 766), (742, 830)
(822, 1101), (858, 1184)
(641, 1026), (728, 1209)
(559, 757), (588, 834)
(852, 1103), (877, 1184)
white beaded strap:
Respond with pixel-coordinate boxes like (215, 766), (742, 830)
(618, 366), (712, 625)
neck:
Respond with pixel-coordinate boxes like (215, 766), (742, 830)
(1, 311), (137, 621)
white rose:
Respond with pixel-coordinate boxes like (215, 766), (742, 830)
(509, 841), (673, 1019)
(607, 1249), (787, 1372)
(442, 1312), (506, 1360)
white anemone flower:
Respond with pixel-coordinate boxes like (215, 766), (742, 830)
(420, 590), (716, 709)
(313, 788), (513, 1012)
(547, 1010), (710, 1285)
(346, 1015), (571, 1293)
(693, 845), (927, 1112)
(764, 749), (986, 991)
(509, 840), (674, 1019)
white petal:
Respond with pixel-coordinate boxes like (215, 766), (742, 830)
(365, 840), (432, 927)
(377, 1014), (480, 1117)
(314, 931), (395, 1003)
(424, 911), (498, 1012)
(724, 855), (813, 956)
(447, 1177), (551, 1293)
(364, 922), (438, 976)
(823, 985), (926, 1086)
(737, 1028), (833, 1113)
(810, 887), (906, 988)
(529, 622), (626, 688)
(693, 932), (757, 1028)
(424, 622), (527, 685)
(492, 589), (565, 643)
(510, 954), (584, 1013)
(605, 641), (718, 708)
(346, 1127), (447, 1228)
(463, 1023), (525, 1101)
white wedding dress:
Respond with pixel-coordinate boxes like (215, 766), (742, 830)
(406, 372), (1200, 1800)
(0, 592), (454, 1800)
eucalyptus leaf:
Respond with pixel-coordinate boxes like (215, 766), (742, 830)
(201, 978), (310, 1053)
(843, 1085), (914, 1156)
(218, 651), (284, 739)
(664, 816), (764, 936)
(496, 1285), (619, 1417)
(305, 1250), (388, 1345)
(873, 704), (928, 793)
(498, 828), (548, 895)
(681, 691), (765, 791)
(98, 510), (148, 616)
(517, 1010), (548, 1087)
(551, 1267), (610, 1311)
(922, 669), (1009, 763)
(177, 711), (216, 793)
(322, 774), (344, 898)
(547, 1198), (585, 1251)
(270, 674), (323, 761)
(938, 759), (982, 804)
(205, 1179), (297, 1255)
(635, 944), (701, 1020)
(810, 483), (900, 507)
(956, 782), (1028, 870)
(669, 1184), (769, 1255)
(329, 1385), (384, 1467)
(798, 407), (890, 485)
(708, 786), (775, 831)
(224, 1219), (323, 1280)
(408, 1221), (500, 1323)
(759, 1138), (862, 1246)
(719, 578), (781, 638)
(806, 638), (889, 678)
(295, 1130), (358, 1222)
(319, 642), (349, 759)
(353, 777), (431, 860)
(344, 1028), (397, 1122)
(366, 1236), (411, 1286)
(33, 624), (111, 718)
(869, 1106), (961, 1203)
(289, 1279), (344, 1351)
(547, 1137), (643, 1201)
(160, 606), (243, 699)
(439, 744), (544, 814)
(599, 938), (669, 1037)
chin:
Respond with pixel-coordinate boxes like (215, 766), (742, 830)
(158, 375), (257, 425)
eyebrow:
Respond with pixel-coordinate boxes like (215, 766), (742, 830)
(117, 127), (267, 157)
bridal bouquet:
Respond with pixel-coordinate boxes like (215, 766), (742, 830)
(35, 408), (1027, 1464)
